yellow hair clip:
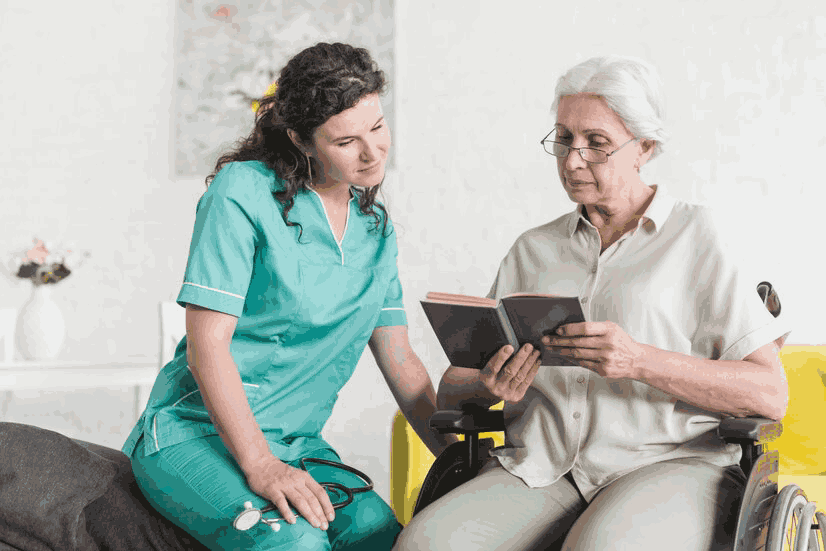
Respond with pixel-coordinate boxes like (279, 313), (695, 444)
(251, 81), (278, 114)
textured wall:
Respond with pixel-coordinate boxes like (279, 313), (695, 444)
(1, 0), (823, 504)
(173, 0), (395, 176)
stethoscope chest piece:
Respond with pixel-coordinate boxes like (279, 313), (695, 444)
(233, 501), (281, 532)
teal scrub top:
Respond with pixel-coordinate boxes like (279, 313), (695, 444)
(123, 160), (407, 460)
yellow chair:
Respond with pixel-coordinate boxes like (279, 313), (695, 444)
(389, 346), (826, 524)
(771, 345), (826, 506)
(389, 401), (505, 525)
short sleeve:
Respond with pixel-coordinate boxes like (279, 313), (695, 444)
(375, 267), (407, 327)
(691, 210), (791, 361)
(176, 163), (262, 317)
(374, 223), (407, 328)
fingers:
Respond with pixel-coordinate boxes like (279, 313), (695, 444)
(485, 345), (515, 374)
(551, 321), (609, 338)
(542, 335), (602, 349)
(509, 355), (541, 395)
(307, 477), (336, 523)
(480, 345), (515, 385)
(502, 346), (540, 383)
(547, 343), (604, 364)
(481, 343), (541, 401)
(269, 491), (297, 525)
(281, 481), (329, 530)
(257, 466), (333, 530)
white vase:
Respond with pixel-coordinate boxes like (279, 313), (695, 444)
(15, 284), (66, 360)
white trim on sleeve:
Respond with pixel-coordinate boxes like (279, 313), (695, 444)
(152, 416), (159, 452)
(182, 281), (244, 300)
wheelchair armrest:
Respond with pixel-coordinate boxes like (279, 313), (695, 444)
(429, 406), (505, 434)
(717, 416), (782, 444)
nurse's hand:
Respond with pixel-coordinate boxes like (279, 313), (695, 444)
(245, 455), (336, 530)
(541, 321), (647, 379)
(478, 343), (541, 403)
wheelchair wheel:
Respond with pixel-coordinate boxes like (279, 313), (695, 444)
(816, 511), (826, 550)
(765, 484), (816, 551)
(411, 438), (495, 518)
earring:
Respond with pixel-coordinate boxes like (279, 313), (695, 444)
(305, 153), (313, 183)
(634, 161), (640, 173)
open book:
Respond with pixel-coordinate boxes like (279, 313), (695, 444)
(420, 292), (586, 369)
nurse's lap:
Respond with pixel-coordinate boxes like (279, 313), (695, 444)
(132, 435), (399, 550)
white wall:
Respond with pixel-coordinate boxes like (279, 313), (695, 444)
(1, 1), (823, 504)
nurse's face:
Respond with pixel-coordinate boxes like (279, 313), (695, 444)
(555, 94), (651, 208)
(310, 93), (391, 189)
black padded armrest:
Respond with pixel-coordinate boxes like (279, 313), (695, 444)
(429, 407), (505, 434)
(718, 416), (782, 444)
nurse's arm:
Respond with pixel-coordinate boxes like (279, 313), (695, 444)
(368, 325), (458, 457)
(185, 304), (335, 529)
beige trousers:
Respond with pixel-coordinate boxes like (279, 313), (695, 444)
(393, 457), (746, 551)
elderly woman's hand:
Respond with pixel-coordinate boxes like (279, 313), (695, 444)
(541, 322), (648, 379)
(478, 343), (542, 403)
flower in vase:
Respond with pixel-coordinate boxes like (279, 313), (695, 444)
(11, 239), (90, 285)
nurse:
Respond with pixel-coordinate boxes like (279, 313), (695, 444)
(122, 42), (464, 551)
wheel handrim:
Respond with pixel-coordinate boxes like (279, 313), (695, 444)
(767, 485), (808, 551)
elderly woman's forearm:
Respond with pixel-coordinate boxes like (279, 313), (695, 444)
(637, 343), (788, 420)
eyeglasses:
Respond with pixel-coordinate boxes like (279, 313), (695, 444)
(540, 129), (637, 164)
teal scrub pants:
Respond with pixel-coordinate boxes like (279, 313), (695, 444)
(130, 434), (401, 551)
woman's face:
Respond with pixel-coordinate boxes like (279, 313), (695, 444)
(554, 94), (652, 208)
(310, 92), (391, 189)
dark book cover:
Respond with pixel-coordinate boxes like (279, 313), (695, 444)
(500, 296), (585, 365)
(421, 292), (585, 369)
(419, 302), (515, 369)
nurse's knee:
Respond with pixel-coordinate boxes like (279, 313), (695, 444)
(335, 495), (401, 549)
(234, 520), (331, 551)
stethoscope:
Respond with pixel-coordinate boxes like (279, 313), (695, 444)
(233, 458), (374, 532)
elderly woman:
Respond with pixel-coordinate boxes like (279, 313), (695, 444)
(394, 55), (790, 551)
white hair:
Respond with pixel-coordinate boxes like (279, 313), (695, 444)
(552, 55), (669, 160)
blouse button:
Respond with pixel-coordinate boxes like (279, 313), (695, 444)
(573, 412), (581, 419)
(581, 296), (589, 304)
(577, 376), (586, 384)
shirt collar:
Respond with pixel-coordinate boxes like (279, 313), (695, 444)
(638, 185), (675, 231)
(271, 172), (357, 201)
(565, 185), (676, 238)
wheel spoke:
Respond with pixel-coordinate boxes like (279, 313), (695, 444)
(784, 509), (797, 549)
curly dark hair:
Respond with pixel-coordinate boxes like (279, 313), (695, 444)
(206, 42), (390, 237)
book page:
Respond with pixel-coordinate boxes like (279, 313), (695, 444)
(503, 292), (564, 299)
(424, 292), (497, 308)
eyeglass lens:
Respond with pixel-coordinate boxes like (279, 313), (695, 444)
(546, 142), (607, 163)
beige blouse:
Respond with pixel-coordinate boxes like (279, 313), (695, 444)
(485, 186), (790, 501)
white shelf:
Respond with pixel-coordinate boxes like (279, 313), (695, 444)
(0, 359), (159, 392)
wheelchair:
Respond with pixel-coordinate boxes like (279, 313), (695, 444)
(410, 283), (826, 550)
